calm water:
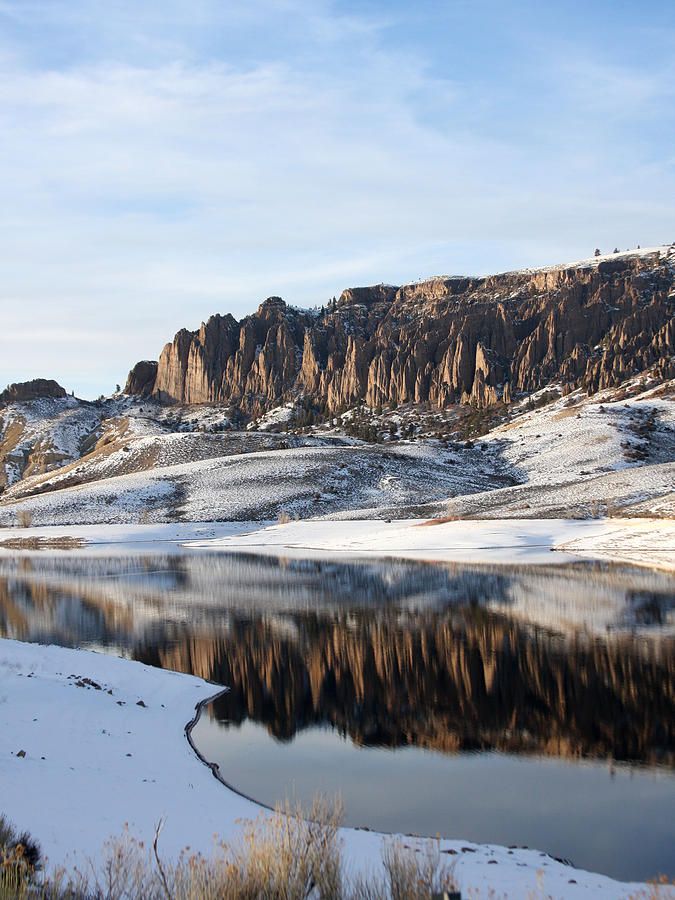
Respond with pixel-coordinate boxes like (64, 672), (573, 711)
(0, 552), (673, 881)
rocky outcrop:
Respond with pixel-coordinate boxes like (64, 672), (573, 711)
(124, 360), (158, 397)
(127, 248), (675, 413)
(0, 379), (67, 404)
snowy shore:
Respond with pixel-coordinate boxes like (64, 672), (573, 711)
(1, 516), (672, 572)
(186, 516), (675, 572)
(1, 637), (671, 899)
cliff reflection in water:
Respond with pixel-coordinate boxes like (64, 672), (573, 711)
(0, 552), (673, 766)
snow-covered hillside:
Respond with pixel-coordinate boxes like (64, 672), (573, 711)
(0, 439), (506, 526)
(0, 396), (103, 490)
(0, 378), (673, 526)
(449, 381), (675, 519)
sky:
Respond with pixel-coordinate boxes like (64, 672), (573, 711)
(0, 0), (674, 398)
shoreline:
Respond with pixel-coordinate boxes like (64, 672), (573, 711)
(185, 517), (675, 573)
(0, 517), (673, 573)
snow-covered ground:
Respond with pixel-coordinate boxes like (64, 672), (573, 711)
(498, 244), (670, 277)
(0, 520), (256, 555)
(1, 637), (670, 899)
(1, 517), (673, 572)
(447, 382), (675, 519)
(184, 517), (675, 573)
(0, 440), (504, 526)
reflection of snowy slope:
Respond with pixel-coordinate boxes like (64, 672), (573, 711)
(2, 552), (673, 642)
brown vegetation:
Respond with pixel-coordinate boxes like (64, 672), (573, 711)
(1, 801), (457, 899)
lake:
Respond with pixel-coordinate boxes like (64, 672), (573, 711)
(0, 551), (673, 881)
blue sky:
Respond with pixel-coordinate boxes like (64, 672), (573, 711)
(0, 0), (674, 398)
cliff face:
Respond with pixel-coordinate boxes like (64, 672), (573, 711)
(128, 248), (675, 413)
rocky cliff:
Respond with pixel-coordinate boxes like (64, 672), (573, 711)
(132, 246), (674, 415)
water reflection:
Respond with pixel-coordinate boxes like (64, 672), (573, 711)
(171, 607), (673, 765)
(0, 552), (674, 878)
(0, 553), (673, 766)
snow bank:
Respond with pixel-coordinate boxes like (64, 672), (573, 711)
(1, 515), (673, 572)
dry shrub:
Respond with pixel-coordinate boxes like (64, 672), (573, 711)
(627, 876), (675, 900)
(605, 499), (624, 518)
(85, 797), (343, 900)
(376, 839), (454, 899)
(16, 509), (33, 528)
(277, 509), (292, 525)
(349, 839), (456, 900)
(0, 815), (42, 900)
(0, 799), (457, 899)
(209, 795), (343, 899)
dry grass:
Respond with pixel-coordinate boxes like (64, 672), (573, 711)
(551, 406), (581, 421)
(627, 877), (675, 900)
(4, 805), (674, 900)
(0, 815), (43, 900)
(277, 509), (293, 524)
(0, 536), (84, 551)
(1, 800), (458, 900)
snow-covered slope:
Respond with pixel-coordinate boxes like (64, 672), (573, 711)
(0, 380), (673, 526)
(0, 396), (103, 490)
(448, 381), (675, 519)
(0, 440), (506, 526)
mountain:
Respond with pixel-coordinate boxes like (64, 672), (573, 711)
(1, 247), (674, 526)
(126, 246), (675, 416)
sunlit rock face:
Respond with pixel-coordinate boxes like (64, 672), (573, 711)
(128, 250), (675, 413)
(124, 360), (158, 397)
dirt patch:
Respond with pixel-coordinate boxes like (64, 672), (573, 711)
(551, 407), (582, 421)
